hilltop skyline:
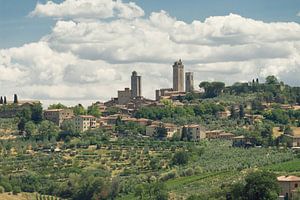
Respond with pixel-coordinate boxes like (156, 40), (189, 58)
(0, 0), (300, 106)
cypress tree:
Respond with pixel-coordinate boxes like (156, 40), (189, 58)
(0, 96), (3, 104)
(14, 94), (18, 104)
(4, 96), (7, 104)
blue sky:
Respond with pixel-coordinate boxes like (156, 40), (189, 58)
(0, 0), (299, 48)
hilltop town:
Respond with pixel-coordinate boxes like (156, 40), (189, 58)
(0, 60), (300, 199)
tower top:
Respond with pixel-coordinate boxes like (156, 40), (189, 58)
(132, 71), (137, 76)
(173, 59), (184, 68)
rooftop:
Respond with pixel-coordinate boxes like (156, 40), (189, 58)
(277, 176), (300, 182)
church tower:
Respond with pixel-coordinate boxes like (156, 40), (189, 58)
(173, 59), (184, 92)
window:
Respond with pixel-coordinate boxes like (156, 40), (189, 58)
(295, 183), (298, 188)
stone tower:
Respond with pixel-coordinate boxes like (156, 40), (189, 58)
(173, 59), (184, 92)
(131, 71), (141, 98)
(185, 72), (194, 93)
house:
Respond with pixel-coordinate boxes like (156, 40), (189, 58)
(205, 130), (224, 139)
(232, 135), (254, 147)
(218, 132), (235, 140)
(44, 109), (74, 127)
(182, 124), (205, 141)
(217, 110), (231, 119)
(74, 115), (97, 132)
(146, 123), (182, 139)
(277, 176), (300, 200)
(282, 127), (300, 148)
(0, 100), (41, 118)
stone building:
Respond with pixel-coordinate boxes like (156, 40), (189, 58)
(74, 115), (97, 132)
(185, 72), (194, 93)
(131, 71), (141, 98)
(44, 109), (74, 127)
(118, 88), (131, 105)
(182, 124), (205, 141)
(277, 176), (300, 199)
(173, 59), (184, 92)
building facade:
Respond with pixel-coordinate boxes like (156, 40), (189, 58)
(183, 125), (205, 141)
(277, 176), (300, 200)
(131, 71), (142, 98)
(118, 88), (131, 105)
(173, 59), (184, 92)
(74, 115), (97, 132)
(185, 72), (194, 93)
(44, 109), (74, 127)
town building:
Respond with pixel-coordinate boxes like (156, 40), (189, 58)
(117, 88), (131, 105)
(173, 59), (184, 92)
(277, 176), (300, 200)
(131, 71), (142, 98)
(185, 72), (194, 93)
(182, 125), (205, 141)
(74, 115), (97, 132)
(44, 109), (74, 127)
(0, 100), (41, 118)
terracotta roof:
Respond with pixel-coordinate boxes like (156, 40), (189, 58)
(45, 109), (64, 112)
(277, 176), (300, 182)
(78, 115), (96, 118)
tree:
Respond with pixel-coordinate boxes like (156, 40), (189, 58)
(266, 75), (279, 85)
(48, 103), (67, 109)
(155, 124), (167, 139)
(134, 182), (168, 200)
(172, 151), (189, 165)
(73, 104), (86, 116)
(38, 120), (60, 139)
(31, 103), (43, 123)
(24, 121), (37, 136)
(239, 104), (245, 118)
(199, 81), (225, 98)
(0, 96), (3, 104)
(13, 94), (18, 104)
(3, 96), (7, 104)
(231, 171), (280, 200)
(87, 104), (101, 118)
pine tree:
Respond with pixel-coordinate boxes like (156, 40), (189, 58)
(13, 94), (18, 104)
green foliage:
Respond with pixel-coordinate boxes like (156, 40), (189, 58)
(48, 103), (67, 109)
(134, 182), (168, 200)
(25, 121), (38, 136)
(31, 103), (43, 123)
(231, 171), (280, 200)
(72, 104), (87, 116)
(87, 104), (101, 118)
(172, 151), (189, 166)
(199, 81), (225, 98)
(264, 109), (289, 124)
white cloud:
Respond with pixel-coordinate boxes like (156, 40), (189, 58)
(30, 0), (144, 20)
(1, 1), (300, 105)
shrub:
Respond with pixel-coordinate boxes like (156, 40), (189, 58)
(0, 181), (12, 192)
(0, 186), (4, 193)
(12, 186), (21, 195)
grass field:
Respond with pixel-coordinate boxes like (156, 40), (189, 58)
(264, 158), (300, 172)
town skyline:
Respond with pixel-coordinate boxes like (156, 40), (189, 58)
(0, 0), (300, 107)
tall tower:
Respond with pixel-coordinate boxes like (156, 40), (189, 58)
(185, 72), (194, 93)
(173, 59), (184, 92)
(131, 71), (141, 98)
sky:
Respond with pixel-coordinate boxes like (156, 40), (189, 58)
(0, 0), (300, 107)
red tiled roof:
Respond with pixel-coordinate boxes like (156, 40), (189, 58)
(277, 176), (300, 182)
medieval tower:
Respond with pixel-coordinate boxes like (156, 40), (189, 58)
(173, 59), (184, 92)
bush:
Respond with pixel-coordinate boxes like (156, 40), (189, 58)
(159, 170), (177, 181)
(0, 181), (12, 192)
(172, 151), (189, 166)
(0, 186), (4, 193)
(12, 186), (21, 195)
